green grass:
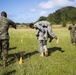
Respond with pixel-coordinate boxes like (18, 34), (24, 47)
(0, 28), (76, 75)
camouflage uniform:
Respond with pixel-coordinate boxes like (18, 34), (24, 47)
(35, 27), (48, 53)
(34, 21), (57, 40)
(34, 21), (57, 53)
(68, 24), (76, 44)
(0, 16), (16, 61)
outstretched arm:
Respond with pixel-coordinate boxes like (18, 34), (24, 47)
(9, 20), (16, 29)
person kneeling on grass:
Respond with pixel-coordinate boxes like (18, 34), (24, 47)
(29, 21), (59, 57)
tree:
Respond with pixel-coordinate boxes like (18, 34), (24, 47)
(61, 10), (67, 27)
(46, 6), (76, 25)
(16, 22), (21, 25)
(38, 16), (47, 21)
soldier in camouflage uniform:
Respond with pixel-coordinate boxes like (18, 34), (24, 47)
(0, 11), (16, 67)
(68, 21), (76, 44)
(29, 21), (59, 57)
(34, 21), (59, 43)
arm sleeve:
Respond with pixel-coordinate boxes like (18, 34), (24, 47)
(9, 20), (16, 29)
(36, 29), (39, 37)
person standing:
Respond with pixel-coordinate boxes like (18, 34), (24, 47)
(0, 11), (16, 67)
(30, 23), (48, 57)
(68, 21), (76, 44)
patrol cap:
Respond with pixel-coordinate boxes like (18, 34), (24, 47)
(1, 11), (7, 17)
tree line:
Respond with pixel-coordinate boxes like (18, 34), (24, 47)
(38, 6), (76, 27)
(16, 6), (76, 27)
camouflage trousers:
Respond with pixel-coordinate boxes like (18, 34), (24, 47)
(38, 40), (47, 53)
(0, 39), (9, 61)
(70, 33), (76, 44)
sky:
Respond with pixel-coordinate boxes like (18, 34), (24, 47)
(0, 0), (76, 23)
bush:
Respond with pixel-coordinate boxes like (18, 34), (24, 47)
(62, 22), (66, 27)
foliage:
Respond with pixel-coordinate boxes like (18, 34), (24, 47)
(38, 16), (47, 21)
(47, 6), (76, 25)
(62, 22), (66, 27)
(38, 6), (76, 26)
(16, 23), (21, 25)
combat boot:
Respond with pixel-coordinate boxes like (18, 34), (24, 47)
(40, 52), (44, 57)
(45, 49), (48, 56)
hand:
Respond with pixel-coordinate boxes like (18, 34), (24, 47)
(41, 34), (45, 38)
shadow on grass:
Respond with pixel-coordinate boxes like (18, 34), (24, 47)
(24, 50), (39, 59)
(8, 50), (39, 65)
(48, 47), (65, 56)
(3, 70), (16, 75)
(9, 47), (17, 51)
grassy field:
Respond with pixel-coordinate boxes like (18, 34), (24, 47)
(0, 28), (76, 75)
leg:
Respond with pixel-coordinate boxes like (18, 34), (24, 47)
(75, 33), (76, 44)
(47, 28), (59, 44)
(2, 39), (9, 67)
(47, 27), (57, 39)
(49, 36), (53, 43)
(70, 33), (73, 44)
(70, 33), (75, 44)
(0, 40), (2, 59)
(43, 40), (48, 56)
(73, 33), (76, 44)
(38, 40), (44, 57)
(0, 40), (2, 54)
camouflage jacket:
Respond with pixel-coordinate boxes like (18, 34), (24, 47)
(68, 25), (76, 33)
(34, 21), (57, 40)
(0, 16), (16, 40)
